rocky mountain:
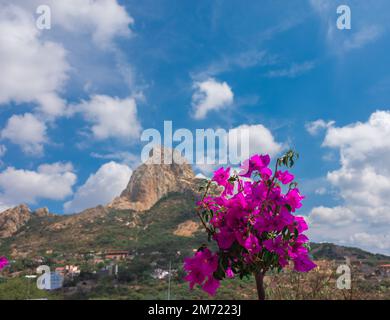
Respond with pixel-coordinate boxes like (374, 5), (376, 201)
(0, 147), (204, 258)
(108, 147), (196, 211)
(0, 205), (55, 238)
(0, 204), (31, 238)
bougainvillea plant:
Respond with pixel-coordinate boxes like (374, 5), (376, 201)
(183, 150), (316, 299)
(0, 256), (8, 271)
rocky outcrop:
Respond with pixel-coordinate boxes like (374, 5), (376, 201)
(108, 147), (196, 211)
(0, 204), (31, 238)
(173, 220), (199, 237)
(33, 207), (52, 218)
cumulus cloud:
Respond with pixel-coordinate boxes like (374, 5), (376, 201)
(228, 124), (283, 159)
(0, 1), (135, 155)
(64, 161), (132, 213)
(1, 113), (47, 155)
(308, 110), (390, 254)
(305, 119), (335, 136)
(195, 123), (283, 175)
(192, 78), (234, 119)
(4, 0), (133, 46)
(349, 233), (390, 251)
(0, 162), (76, 210)
(0, 5), (69, 117)
(72, 95), (142, 141)
(40, 0), (132, 46)
(0, 0), (134, 113)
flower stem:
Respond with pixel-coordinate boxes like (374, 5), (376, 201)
(255, 272), (266, 300)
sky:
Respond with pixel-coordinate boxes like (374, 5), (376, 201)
(0, 0), (390, 255)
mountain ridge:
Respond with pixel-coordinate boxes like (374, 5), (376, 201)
(0, 147), (389, 262)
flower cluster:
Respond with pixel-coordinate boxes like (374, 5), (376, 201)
(184, 248), (220, 295)
(184, 151), (316, 296)
(0, 256), (8, 270)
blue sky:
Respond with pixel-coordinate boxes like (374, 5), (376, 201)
(0, 0), (390, 254)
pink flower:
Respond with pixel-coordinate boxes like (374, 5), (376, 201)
(288, 235), (309, 259)
(184, 268), (206, 289)
(226, 268), (235, 278)
(293, 216), (308, 233)
(260, 167), (273, 181)
(184, 248), (219, 292)
(264, 235), (287, 257)
(212, 167), (230, 186)
(0, 256), (8, 270)
(214, 228), (236, 250)
(244, 233), (261, 254)
(239, 154), (270, 178)
(293, 255), (317, 272)
(212, 167), (234, 195)
(202, 277), (220, 296)
(276, 170), (295, 184)
(285, 189), (304, 212)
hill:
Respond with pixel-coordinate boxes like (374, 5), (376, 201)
(1, 191), (389, 265)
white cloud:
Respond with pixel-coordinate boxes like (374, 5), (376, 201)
(64, 161), (132, 213)
(309, 206), (356, 227)
(73, 95), (142, 141)
(0, 0), (136, 151)
(228, 124), (283, 159)
(0, 162), (76, 210)
(5, 0), (133, 47)
(267, 61), (315, 78)
(308, 110), (390, 254)
(305, 119), (335, 136)
(40, 0), (133, 47)
(349, 233), (390, 251)
(192, 78), (234, 119)
(1, 113), (47, 155)
(195, 124), (283, 175)
(0, 5), (69, 117)
(0, 0), (135, 114)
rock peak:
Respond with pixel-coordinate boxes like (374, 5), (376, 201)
(0, 204), (31, 238)
(34, 207), (51, 218)
(108, 146), (195, 211)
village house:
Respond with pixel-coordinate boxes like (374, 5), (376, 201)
(103, 250), (129, 261)
(55, 265), (80, 276)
